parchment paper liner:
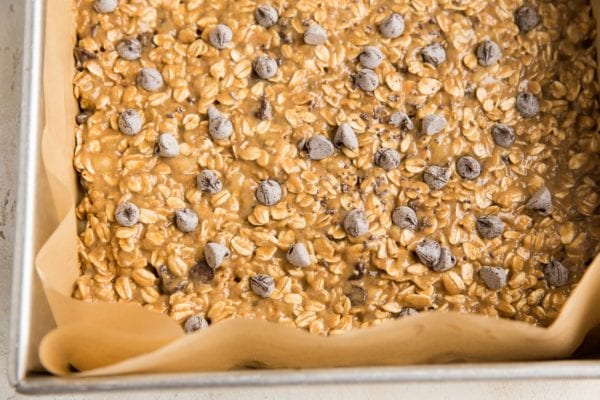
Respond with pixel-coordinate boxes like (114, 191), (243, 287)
(37, 0), (600, 376)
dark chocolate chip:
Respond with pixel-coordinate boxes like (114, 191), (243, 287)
(415, 239), (441, 268)
(423, 165), (450, 190)
(476, 215), (504, 239)
(543, 259), (569, 287)
(286, 243), (311, 267)
(491, 124), (515, 147)
(209, 24), (233, 49)
(93, 0), (118, 14)
(137, 67), (163, 92)
(456, 156), (482, 180)
(421, 43), (446, 67)
(304, 24), (327, 45)
(432, 247), (456, 272)
(479, 266), (508, 290)
(256, 97), (273, 121)
(174, 208), (199, 233)
(526, 186), (552, 215)
(118, 109), (142, 135)
(255, 5), (279, 28)
(515, 92), (540, 118)
(344, 209), (369, 237)
(307, 135), (334, 160)
(253, 55), (278, 79)
(476, 39), (501, 66)
(184, 314), (209, 333)
(379, 13), (405, 38)
(255, 179), (282, 206)
(115, 202), (140, 226)
(355, 69), (379, 92)
(197, 169), (223, 194)
(346, 285), (367, 306)
(189, 260), (215, 284)
(392, 206), (418, 230)
(374, 148), (401, 171)
(250, 274), (275, 298)
(515, 7), (540, 32)
(359, 46), (384, 69)
(157, 265), (187, 295)
(389, 111), (413, 131)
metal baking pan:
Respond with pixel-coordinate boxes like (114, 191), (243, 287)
(8, 0), (600, 394)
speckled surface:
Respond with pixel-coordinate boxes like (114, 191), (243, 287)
(1, 1), (600, 399)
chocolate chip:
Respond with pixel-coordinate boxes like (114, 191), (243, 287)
(189, 260), (214, 284)
(476, 39), (501, 67)
(349, 262), (366, 280)
(286, 243), (311, 267)
(346, 286), (367, 306)
(115, 202), (140, 227)
(379, 13), (405, 38)
(74, 47), (96, 68)
(421, 114), (446, 135)
(118, 109), (142, 136)
(334, 123), (359, 150)
(137, 32), (154, 48)
(344, 209), (369, 238)
(207, 106), (233, 140)
(479, 266), (508, 290)
(515, 7), (540, 33)
(398, 308), (418, 317)
(476, 216), (504, 239)
(137, 67), (163, 92)
(423, 165), (450, 190)
(255, 5), (279, 28)
(256, 97), (272, 120)
(204, 242), (230, 269)
(93, 0), (118, 13)
(392, 206), (418, 230)
(526, 186), (552, 215)
(515, 92), (540, 118)
(420, 43), (446, 67)
(174, 208), (198, 233)
(157, 265), (187, 295)
(355, 69), (379, 92)
(279, 30), (293, 44)
(374, 148), (401, 171)
(433, 247), (456, 272)
(491, 124), (515, 148)
(184, 314), (209, 333)
(543, 259), (569, 287)
(255, 179), (282, 206)
(307, 135), (334, 160)
(250, 274), (275, 298)
(389, 112), (413, 131)
(209, 24), (232, 49)
(359, 46), (384, 69)
(304, 24), (327, 45)
(456, 156), (482, 180)
(157, 133), (179, 158)
(117, 38), (141, 60)
(197, 169), (223, 194)
(415, 239), (441, 268)
(297, 138), (307, 152)
(253, 55), (278, 79)
(76, 111), (92, 125)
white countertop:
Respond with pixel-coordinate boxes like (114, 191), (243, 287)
(1, 1), (599, 399)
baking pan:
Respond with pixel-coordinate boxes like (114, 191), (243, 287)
(8, 0), (600, 394)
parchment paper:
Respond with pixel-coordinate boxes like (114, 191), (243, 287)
(37, 0), (600, 376)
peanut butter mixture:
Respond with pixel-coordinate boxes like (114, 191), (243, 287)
(73, 0), (600, 335)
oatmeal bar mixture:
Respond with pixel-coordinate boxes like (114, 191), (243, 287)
(73, 0), (600, 334)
